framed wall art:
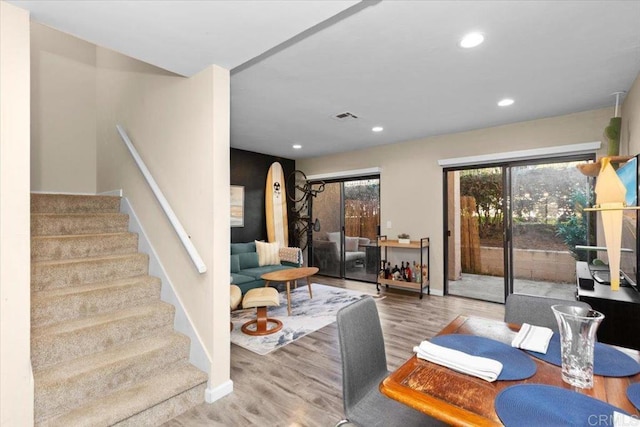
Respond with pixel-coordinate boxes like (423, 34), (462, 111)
(230, 185), (244, 227)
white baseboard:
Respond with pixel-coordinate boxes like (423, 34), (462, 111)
(98, 189), (123, 197)
(428, 287), (444, 297)
(31, 190), (124, 197)
(30, 190), (97, 195)
(205, 380), (233, 403)
(120, 197), (211, 376)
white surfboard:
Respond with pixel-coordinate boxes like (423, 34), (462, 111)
(265, 162), (288, 247)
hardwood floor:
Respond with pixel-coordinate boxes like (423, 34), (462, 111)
(163, 277), (505, 427)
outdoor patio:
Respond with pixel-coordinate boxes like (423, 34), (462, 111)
(448, 273), (576, 303)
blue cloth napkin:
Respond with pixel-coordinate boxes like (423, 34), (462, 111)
(527, 334), (640, 377)
(495, 384), (629, 427)
(430, 334), (536, 381)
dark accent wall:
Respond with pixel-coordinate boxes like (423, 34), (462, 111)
(230, 148), (295, 244)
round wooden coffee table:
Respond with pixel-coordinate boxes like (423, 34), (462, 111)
(261, 267), (319, 315)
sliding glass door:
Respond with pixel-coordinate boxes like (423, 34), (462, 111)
(510, 162), (593, 298)
(446, 167), (506, 302)
(311, 182), (342, 277)
(310, 176), (380, 282)
(445, 156), (594, 303)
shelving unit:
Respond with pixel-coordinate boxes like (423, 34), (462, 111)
(377, 235), (429, 298)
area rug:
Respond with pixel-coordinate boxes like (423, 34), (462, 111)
(231, 283), (378, 355)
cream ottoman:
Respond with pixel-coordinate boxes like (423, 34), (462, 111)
(241, 287), (282, 336)
(230, 284), (242, 331)
(230, 285), (242, 310)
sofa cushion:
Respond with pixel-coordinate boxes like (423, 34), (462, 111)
(230, 254), (241, 273)
(313, 239), (339, 262)
(238, 252), (259, 269)
(231, 241), (256, 255)
(255, 240), (280, 266)
(235, 281), (262, 295)
(345, 251), (366, 263)
(345, 236), (359, 252)
(241, 264), (293, 280)
(327, 231), (341, 245)
(358, 237), (371, 246)
(230, 273), (255, 285)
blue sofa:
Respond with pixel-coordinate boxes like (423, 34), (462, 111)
(230, 242), (302, 294)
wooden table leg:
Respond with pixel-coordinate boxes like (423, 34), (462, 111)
(306, 275), (313, 299)
(286, 281), (292, 316)
(264, 280), (270, 287)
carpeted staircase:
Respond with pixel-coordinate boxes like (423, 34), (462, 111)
(31, 193), (208, 426)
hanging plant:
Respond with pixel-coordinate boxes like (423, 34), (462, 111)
(606, 91), (624, 161)
(605, 116), (622, 157)
(578, 92), (626, 176)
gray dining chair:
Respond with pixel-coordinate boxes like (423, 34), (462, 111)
(504, 293), (592, 332)
(335, 297), (446, 427)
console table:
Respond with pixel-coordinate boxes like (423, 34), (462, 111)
(377, 236), (429, 298)
(576, 261), (640, 349)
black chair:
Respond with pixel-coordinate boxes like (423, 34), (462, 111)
(504, 293), (592, 332)
(335, 297), (446, 427)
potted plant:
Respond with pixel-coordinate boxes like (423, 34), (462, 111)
(398, 233), (410, 244)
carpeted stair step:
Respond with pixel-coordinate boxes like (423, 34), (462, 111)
(31, 193), (121, 214)
(35, 333), (191, 423)
(32, 232), (139, 262)
(31, 213), (129, 236)
(30, 193), (207, 425)
(38, 364), (207, 427)
(32, 253), (149, 292)
(32, 275), (161, 328)
(31, 301), (175, 371)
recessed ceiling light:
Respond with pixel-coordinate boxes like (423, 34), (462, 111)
(460, 32), (484, 48)
(292, 144), (302, 149)
(372, 126), (384, 132)
(498, 98), (515, 107)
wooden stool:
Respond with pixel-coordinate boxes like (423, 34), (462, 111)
(241, 287), (282, 336)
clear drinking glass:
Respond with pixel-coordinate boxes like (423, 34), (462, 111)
(551, 304), (605, 389)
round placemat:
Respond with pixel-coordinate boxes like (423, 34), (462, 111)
(527, 334), (640, 377)
(430, 334), (536, 381)
(627, 383), (640, 410)
(495, 384), (628, 427)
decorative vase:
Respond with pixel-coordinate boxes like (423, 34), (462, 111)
(552, 305), (604, 389)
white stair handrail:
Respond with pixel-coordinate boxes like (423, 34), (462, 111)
(116, 125), (207, 274)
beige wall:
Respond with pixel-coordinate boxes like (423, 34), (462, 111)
(30, 23), (97, 193)
(622, 72), (640, 156)
(95, 48), (230, 393)
(28, 22), (231, 397)
(299, 108), (613, 294)
(0, 2), (34, 425)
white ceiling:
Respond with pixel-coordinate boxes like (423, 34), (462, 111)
(10, 0), (640, 160)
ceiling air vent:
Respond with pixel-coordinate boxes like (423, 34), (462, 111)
(331, 111), (359, 121)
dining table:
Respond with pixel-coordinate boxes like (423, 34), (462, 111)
(379, 315), (640, 427)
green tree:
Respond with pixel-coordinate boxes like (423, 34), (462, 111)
(555, 190), (590, 260)
(460, 169), (503, 238)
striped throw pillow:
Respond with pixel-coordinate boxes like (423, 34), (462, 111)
(255, 241), (281, 266)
